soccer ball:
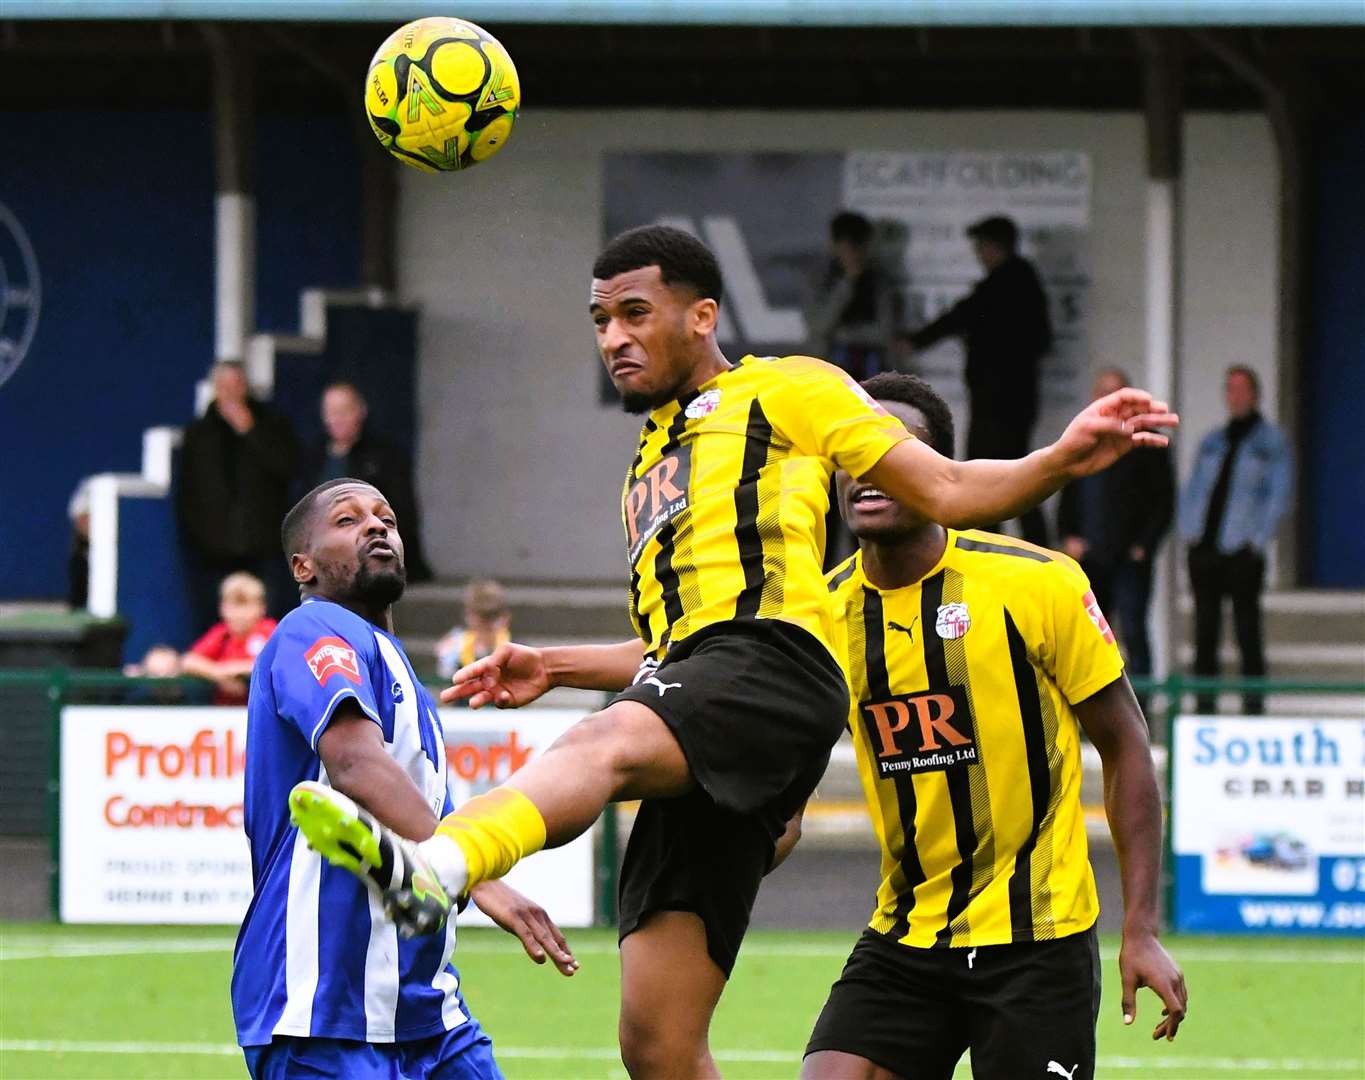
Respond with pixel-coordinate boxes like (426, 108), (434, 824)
(364, 17), (521, 173)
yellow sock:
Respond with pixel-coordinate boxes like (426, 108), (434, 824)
(433, 787), (547, 889)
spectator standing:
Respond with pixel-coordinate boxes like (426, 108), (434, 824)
(1178, 366), (1293, 715)
(808, 212), (902, 568)
(300, 381), (433, 581)
(177, 361), (300, 624)
(181, 571), (277, 705)
(435, 579), (512, 685)
(806, 211), (901, 381)
(900, 214), (1053, 544)
(1059, 368), (1175, 697)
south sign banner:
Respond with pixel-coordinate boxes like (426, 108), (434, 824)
(1171, 715), (1365, 934)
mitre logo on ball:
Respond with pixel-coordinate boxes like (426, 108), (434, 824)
(364, 15), (521, 174)
(305, 637), (362, 686)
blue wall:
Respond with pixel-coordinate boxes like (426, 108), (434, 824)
(1305, 109), (1365, 587)
(0, 109), (362, 603)
(256, 115), (363, 333)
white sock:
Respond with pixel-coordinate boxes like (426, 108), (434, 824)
(417, 833), (469, 898)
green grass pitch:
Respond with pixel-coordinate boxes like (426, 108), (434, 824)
(1, 923), (1361, 1078)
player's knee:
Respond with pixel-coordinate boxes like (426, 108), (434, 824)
(619, 1012), (708, 1080)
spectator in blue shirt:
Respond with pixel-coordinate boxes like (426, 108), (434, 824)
(1178, 366), (1293, 714)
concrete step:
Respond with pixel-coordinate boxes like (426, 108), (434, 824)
(393, 580), (632, 643)
(1173, 641), (1363, 681)
(1173, 590), (1365, 648)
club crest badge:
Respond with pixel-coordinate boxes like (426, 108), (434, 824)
(685, 388), (722, 419)
(0, 201), (42, 391)
(935, 602), (971, 640)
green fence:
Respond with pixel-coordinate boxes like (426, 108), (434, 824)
(5, 669), (1362, 926)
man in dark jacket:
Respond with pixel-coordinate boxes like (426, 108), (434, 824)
(901, 214), (1053, 544)
(177, 361), (300, 624)
(1059, 368), (1175, 690)
(300, 381), (432, 581)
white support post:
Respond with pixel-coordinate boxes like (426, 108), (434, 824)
(215, 192), (255, 362)
(87, 476), (121, 619)
(141, 427), (183, 489)
(1145, 182), (1181, 684)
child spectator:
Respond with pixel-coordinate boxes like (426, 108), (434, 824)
(435, 579), (512, 685)
(123, 642), (191, 705)
(182, 572), (277, 705)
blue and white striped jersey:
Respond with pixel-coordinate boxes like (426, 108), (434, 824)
(231, 598), (482, 1049)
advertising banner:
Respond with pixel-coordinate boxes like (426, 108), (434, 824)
(842, 150), (1090, 443)
(60, 707), (253, 923)
(602, 150), (1090, 442)
(443, 709), (596, 930)
(59, 706), (595, 926)
(1171, 715), (1365, 934)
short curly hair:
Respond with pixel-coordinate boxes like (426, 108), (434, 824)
(281, 477), (372, 561)
(860, 372), (955, 459)
(592, 224), (724, 307)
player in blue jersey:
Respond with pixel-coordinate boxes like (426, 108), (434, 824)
(232, 477), (577, 1079)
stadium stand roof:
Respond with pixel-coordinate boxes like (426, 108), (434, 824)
(6, 0), (1365, 26)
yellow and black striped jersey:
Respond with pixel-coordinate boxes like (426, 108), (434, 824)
(624, 354), (910, 660)
(826, 529), (1124, 949)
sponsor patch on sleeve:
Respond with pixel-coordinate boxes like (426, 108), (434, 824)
(304, 636), (362, 686)
(1082, 589), (1116, 645)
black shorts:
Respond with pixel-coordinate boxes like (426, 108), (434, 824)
(805, 926), (1101, 1080)
(613, 618), (850, 977)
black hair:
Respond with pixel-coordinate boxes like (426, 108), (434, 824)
(966, 214), (1019, 252)
(830, 211), (874, 247)
(592, 224), (724, 307)
(280, 477), (372, 561)
(861, 372), (956, 459)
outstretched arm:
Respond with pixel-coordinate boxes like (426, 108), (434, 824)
(319, 704), (445, 840)
(442, 639), (646, 708)
(1075, 676), (1188, 1042)
(863, 387), (1178, 529)
(317, 706), (577, 974)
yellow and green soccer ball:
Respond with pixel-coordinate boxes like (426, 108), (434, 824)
(365, 17), (520, 173)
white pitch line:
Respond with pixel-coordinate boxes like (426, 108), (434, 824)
(1, 1040), (241, 1057)
(3, 937), (1363, 965)
(0, 939), (238, 961)
(1, 1041), (1360, 1074)
(1093, 1058), (1365, 1072)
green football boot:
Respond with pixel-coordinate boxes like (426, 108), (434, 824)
(288, 781), (452, 938)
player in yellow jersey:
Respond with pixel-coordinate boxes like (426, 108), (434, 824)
(292, 226), (1177, 1079)
(802, 373), (1187, 1080)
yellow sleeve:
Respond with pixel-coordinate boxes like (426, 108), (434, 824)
(766, 356), (912, 475)
(1042, 563), (1126, 705)
(823, 574), (857, 732)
